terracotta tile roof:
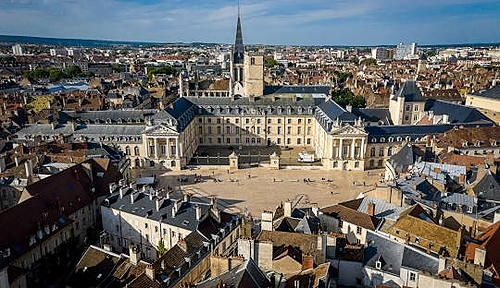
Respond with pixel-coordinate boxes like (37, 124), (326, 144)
(258, 231), (318, 257)
(466, 221), (500, 280)
(320, 204), (378, 231)
(434, 127), (500, 149)
(439, 152), (485, 169)
(385, 205), (462, 258)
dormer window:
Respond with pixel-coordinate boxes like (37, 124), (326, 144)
(380, 137), (385, 143)
(376, 260), (382, 269)
(388, 137), (394, 143)
(475, 140), (481, 147)
(371, 138), (377, 143)
(462, 141), (468, 147)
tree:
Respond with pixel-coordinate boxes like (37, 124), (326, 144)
(157, 239), (167, 256)
(265, 58), (278, 68)
(334, 71), (352, 83)
(360, 58), (377, 66)
(332, 88), (366, 108)
(65, 65), (82, 78)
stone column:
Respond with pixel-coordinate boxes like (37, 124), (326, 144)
(180, 142), (183, 158)
(351, 139), (356, 159)
(339, 138), (343, 159)
(154, 138), (158, 159)
(166, 137), (171, 159)
(175, 138), (179, 158)
(361, 138), (365, 159)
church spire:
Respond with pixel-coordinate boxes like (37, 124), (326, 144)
(233, 0), (244, 64)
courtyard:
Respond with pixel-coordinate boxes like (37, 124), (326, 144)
(130, 166), (384, 218)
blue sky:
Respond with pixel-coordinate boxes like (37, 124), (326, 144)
(0, 0), (499, 45)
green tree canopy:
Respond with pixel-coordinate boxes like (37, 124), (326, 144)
(147, 65), (175, 81)
(265, 58), (278, 68)
(334, 71), (353, 83)
(157, 239), (167, 256)
(332, 88), (366, 108)
(360, 58), (377, 66)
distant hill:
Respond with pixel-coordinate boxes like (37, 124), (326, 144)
(0, 35), (222, 48)
(0, 34), (499, 49)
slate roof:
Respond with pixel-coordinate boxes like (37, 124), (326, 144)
(351, 108), (393, 125)
(106, 189), (231, 233)
(60, 109), (156, 123)
(17, 124), (145, 141)
(364, 231), (439, 275)
(472, 171), (500, 201)
(470, 84), (500, 100)
(424, 99), (493, 124)
(197, 258), (272, 288)
(393, 80), (425, 102)
(66, 246), (122, 288)
(387, 144), (419, 175)
(365, 124), (454, 139)
(264, 85), (330, 96)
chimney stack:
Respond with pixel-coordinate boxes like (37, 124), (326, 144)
(130, 193), (135, 204)
(129, 245), (141, 265)
(195, 205), (202, 220)
(183, 193), (190, 203)
(119, 187), (126, 199)
(367, 202), (375, 217)
(346, 104), (352, 113)
(24, 159), (33, 179)
(156, 197), (162, 211)
(284, 200), (292, 217)
(301, 255), (314, 270)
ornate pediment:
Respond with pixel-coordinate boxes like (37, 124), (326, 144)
(331, 124), (367, 136)
(143, 124), (179, 136)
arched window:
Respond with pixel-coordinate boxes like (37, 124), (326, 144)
(388, 147), (393, 156)
(125, 146), (131, 155)
(370, 147), (376, 157)
(134, 146), (139, 156)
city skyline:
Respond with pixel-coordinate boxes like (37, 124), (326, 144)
(1, 0), (499, 46)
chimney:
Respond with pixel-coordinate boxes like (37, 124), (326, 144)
(195, 205), (202, 220)
(442, 114), (449, 124)
(103, 243), (112, 252)
(210, 196), (217, 208)
(119, 187), (126, 199)
(71, 121), (77, 132)
(130, 193), (135, 204)
(172, 200), (179, 218)
(156, 197), (162, 211)
(24, 159), (33, 178)
(78, 98), (82, 107)
(301, 255), (314, 270)
(367, 202), (375, 217)
(183, 193), (191, 203)
(284, 200), (292, 217)
(346, 104), (352, 113)
(51, 122), (57, 130)
(149, 191), (154, 201)
(129, 245), (141, 265)
(145, 264), (155, 281)
(14, 156), (19, 167)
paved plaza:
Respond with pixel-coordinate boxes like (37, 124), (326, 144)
(130, 166), (384, 218)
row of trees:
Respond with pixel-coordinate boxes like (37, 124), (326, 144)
(147, 65), (176, 81)
(23, 65), (93, 81)
(332, 88), (366, 108)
